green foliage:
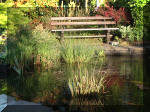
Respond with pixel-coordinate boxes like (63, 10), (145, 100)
(131, 7), (143, 41)
(7, 26), (34, 73)
(97, 49), (105, 57)
(7, 7), (32, 35)
(91, 0), (96, 8)
(0, 3), (7, 29)
(32, 24), (60, 67)
(119, 25), (139, 42)
(128, 0), (150, 7)
(60, 40), (96, 63)
(0, 36), (6, 45)
(0, 1), (36, 35)
(0, 80), (7, 94)
(119, 26), (132, 38)
(0, 35), (7, 64)
(7, 24), (60, 73)
(143, 2), (150, 40)
(127, 0), (150, 41)
(111, 0), (130, 9)
(114, 36), (121, 42)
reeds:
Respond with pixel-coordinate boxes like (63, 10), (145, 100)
(97, 49), (105, 57)
(68, 67), (106, 96)
(60, 40), (96, 63)
(7, 26), (34, 71)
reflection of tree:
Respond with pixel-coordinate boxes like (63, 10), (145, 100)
(0, 79), (7, 94)
(7, 74), (39, 100)
(7, 69), (65, 104)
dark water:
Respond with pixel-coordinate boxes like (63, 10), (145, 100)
(1, 56), (145, 107)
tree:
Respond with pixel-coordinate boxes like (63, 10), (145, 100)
(128, 0), (150, 41)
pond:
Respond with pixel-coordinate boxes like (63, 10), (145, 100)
(1, 56), (144, 109)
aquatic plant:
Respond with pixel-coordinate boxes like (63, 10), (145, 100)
(68, 68), (106, 96)
(60, 40), (96, 63)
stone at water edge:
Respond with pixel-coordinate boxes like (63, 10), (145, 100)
(109, 41), (119, 46)
(0, 94), (54, 111)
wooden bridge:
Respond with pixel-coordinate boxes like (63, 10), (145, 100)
(50, 16), (119, 43)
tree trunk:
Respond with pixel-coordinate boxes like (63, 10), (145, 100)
(85, 0), (88, 13)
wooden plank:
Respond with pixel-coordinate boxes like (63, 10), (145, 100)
(51, 16), (113, 21)
(51, 21), (116, 26)
(52, 28), (119, 32)
(64, 35), (107, 38)
(56, 35), (112, 39)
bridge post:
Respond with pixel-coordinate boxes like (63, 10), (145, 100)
(106, 30), (110, 44)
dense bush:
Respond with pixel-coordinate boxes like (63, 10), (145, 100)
(119, 26), (135, 42)
(7, 7), (32, 35)
(127, 0), (150, 41)
(0, 3), (7, 31)
(143, 2), (150, 40)
(129, 7), (143, 41)
(96, 5), (128, 24)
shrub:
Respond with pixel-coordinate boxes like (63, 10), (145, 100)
(128, 0), (149, 41)
(96, 5), (129, 24)
(7, 5), (34, 35)
(119, 25), (136, 42)
(60, 40), (96, 63)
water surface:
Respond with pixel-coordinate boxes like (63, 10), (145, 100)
(3, 56), (144, 106)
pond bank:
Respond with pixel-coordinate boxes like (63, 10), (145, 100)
(0, 94), (54, 112)
(101, 44), (143, 55)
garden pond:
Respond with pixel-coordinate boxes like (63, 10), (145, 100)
(0, 56), (146, 107)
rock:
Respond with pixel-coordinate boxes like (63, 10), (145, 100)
(109, 41), (119, 46)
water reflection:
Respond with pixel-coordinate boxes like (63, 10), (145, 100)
(5, 56), (143, 106)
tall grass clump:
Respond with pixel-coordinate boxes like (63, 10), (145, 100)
(32, 24), (60, 67)
(7, 26), (34, 74)
(68, 67), (106, 96)
(7, 24), (60, 74)
(60, 40), (95, 63)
